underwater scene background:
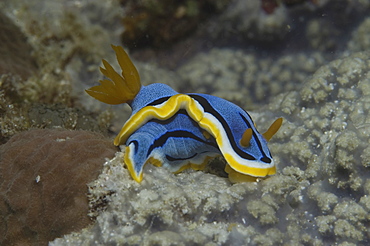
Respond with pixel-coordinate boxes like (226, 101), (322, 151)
(0, 0), (370, 245)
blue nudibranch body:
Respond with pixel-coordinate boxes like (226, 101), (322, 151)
(86, 45), (282, 183)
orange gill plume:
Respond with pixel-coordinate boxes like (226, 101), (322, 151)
(85, 45), (141, 105)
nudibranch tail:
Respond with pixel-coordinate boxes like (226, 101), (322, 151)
(262, 118), (283, 141)
(85, 45), (141, 105)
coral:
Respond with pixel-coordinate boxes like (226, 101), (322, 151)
(0, 0), (124, 109)
(261, 0), (322, 15)
(0, 73), (113, 143)
(0, 92), (112, 143)
(0, 0), (133, 139)
(0, 1), (124, 142)
(0, 129), (117, 245)
(303, 0), (370, 52)
(305, 18), (340, 52)
(267, 51), (370, 243)
(203, 0), (370, 51)
(178, 48), (325, 108)
(26, 103), (112, 134)
(120, 0), (231, 48)
(0, 12), (37, 79)
(51, 52), (370, 245)
(207, 0), (293, 44)
(348, 17), (370, 52)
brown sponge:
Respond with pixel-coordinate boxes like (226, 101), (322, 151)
(0, 129), (117, 245)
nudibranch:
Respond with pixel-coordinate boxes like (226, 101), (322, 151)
(86, 45), (282, 183)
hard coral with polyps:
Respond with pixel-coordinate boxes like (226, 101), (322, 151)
(0, 129), (117, 245)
